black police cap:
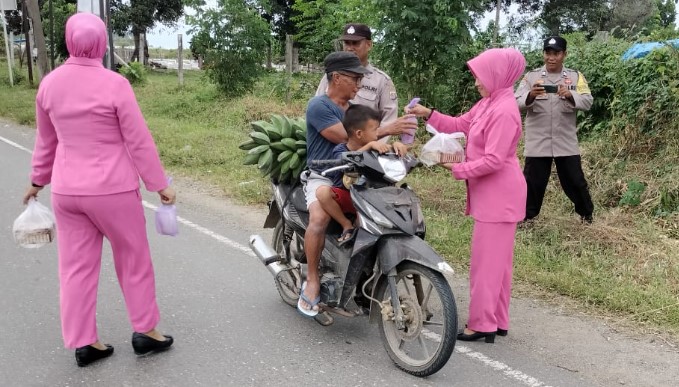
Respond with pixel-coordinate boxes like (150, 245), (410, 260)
(324, 51), (371, 75)
(341, 24), (372, 41)
(544, 36), (567, 52)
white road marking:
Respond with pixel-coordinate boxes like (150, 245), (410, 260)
(2, 133), (553, 386)
(0, 135), (33, 153)
(141, 200), (256, 257)
(422, 329), (552, 386)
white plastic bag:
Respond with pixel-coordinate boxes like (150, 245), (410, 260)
(420, 124), (466, 166)
(13, 198), (56, 248)
(155, 204), (178, 236)
(154, 176), (178, 236)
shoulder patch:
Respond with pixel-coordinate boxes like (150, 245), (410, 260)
(576, 71), (591, 94)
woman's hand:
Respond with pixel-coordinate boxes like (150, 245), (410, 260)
(404, 103), (431, 118)
(22, 186), (43, 205)
(158, 186), (176, 205)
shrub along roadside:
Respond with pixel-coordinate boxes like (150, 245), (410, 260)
(0, 64), (677, 337)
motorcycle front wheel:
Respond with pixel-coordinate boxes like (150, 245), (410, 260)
(272, 219), (302, 307)
(376, 262), (457, 377)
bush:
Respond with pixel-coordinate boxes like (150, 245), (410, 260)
(188, 2), (270, 97)
(119, 62), (147, 85)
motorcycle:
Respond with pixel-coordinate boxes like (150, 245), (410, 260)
(249, 150), (458, 377)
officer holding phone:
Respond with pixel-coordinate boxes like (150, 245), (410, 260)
(515, 36), (595, 224)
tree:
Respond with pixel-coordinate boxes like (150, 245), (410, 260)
(608, 0), (656, 34)
(41, 0), (77, 61)
(187, 0), (270, 96)
(657, 0), (677, 28)
(111, 0), (184, 64)
(292, 0), (378, 64)
(478, 0), (610, 36)
(372, 0), (485, 112)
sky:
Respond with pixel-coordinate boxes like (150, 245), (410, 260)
(146, 18), (193, 49)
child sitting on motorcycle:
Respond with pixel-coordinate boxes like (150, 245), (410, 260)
(315, 105), (410, 245)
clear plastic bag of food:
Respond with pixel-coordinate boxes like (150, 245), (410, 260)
(420, 124), (466, 166)
(154, 176), (178, 236)
(13, 198), (56, 248)
(155, 204), (178, 236)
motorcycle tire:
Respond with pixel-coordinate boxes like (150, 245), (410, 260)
(376, 262), (457, 377)
(272, 219), (302, 307)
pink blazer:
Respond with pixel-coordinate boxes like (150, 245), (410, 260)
(30, 13), (166, 195)
(428, 48), (527, 223)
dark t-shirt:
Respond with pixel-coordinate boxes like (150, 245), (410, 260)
(330, 143), (350, 187)
(306, 95), (344, 172)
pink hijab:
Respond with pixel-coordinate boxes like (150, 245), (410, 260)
(65, 12), (107, 59)
(467, 48), (526, 96)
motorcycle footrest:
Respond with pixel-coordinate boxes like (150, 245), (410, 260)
(263, 255), (282, 266)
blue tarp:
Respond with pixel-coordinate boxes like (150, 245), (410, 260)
(622, 39), (679, 60)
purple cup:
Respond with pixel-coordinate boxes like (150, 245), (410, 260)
(400, 116), (418, 144)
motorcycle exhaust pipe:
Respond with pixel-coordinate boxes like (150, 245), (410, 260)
(249, 234), (287, 277)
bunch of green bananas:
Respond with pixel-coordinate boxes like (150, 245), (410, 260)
(239, 114), (307, 183)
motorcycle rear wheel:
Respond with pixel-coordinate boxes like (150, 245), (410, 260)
(376, 262), (457, 377)
(272, 219), (302, 307)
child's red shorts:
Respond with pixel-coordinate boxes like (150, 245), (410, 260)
(331, 187), (356, 214)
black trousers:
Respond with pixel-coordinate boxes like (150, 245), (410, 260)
(523, 155), (594, 220)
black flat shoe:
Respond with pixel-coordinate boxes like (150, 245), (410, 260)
(75, 344), (114, 367)
(497, 328), (508, 336)
(457, 330), (496, 343)
(131, 332), (174, 355)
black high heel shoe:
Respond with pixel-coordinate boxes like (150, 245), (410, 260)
(131, 332), (174, 355)
(497, 328), (508, 336)
(457, 330), (496, 343)
(75, 344), (114, 367)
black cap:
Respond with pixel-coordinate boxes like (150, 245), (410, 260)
(544, 36), (567, 52)
(324, 51), (371, 75)
(340, 23), (372, 41)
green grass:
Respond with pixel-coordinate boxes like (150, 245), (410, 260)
(2, 63), (678, 337)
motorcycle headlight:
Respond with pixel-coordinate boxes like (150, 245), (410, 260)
(359, 201), (395, 229)
(378, 157), (407, 182)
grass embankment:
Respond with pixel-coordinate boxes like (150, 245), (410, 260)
(1, 65), (677, 338)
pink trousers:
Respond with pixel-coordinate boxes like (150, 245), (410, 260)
(467, 220), (517, 333)
(52, 190), (160, 348)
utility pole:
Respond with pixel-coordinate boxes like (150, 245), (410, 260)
(25, 0), (50, 79)
(22, 0), (34, 85)
(49, 0), (54, 69)
(493, 0), (501, 46)
(0, 0), (14, 85)
(106, 0), (114, 69)
(178, 34), (184, 86)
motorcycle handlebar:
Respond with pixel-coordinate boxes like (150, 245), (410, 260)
(308, 159), (343, 168)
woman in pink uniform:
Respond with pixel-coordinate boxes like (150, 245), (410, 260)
(22, 12), (175, 366)
(407, 48), (527, 343)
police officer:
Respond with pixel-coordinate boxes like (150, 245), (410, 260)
(316, 23), (416, 141)
(515, 36), (595, 223)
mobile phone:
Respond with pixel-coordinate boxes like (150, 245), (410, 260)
(542, 84), (559, 93)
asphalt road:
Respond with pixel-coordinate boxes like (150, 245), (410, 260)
(1, 121), (678, 387)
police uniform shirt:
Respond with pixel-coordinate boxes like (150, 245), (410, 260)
(515, 66), (593, 157)
(316, 63), (398, 128)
